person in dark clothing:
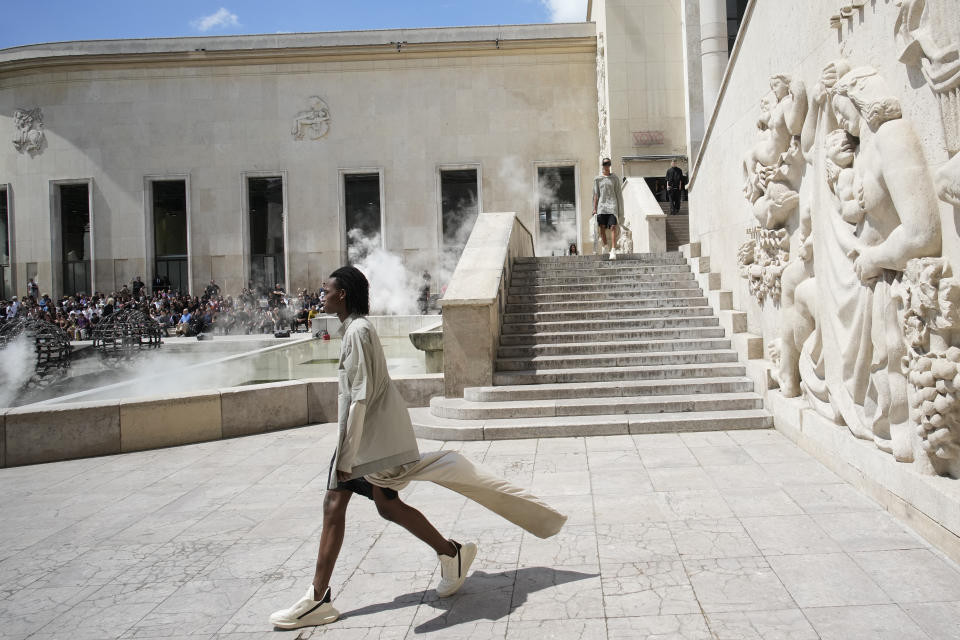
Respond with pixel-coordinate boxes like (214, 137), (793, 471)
(665, 160), (687, 214)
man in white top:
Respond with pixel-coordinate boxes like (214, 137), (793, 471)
(592, 157), (625, 260)
(269, 266), (477, 630)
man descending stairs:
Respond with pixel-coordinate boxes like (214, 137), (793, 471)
(410, 252), (772, 440)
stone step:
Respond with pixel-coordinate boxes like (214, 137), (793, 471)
(493, 361), (747, 385)
(495, 349), (740, 372)
(497, 337), (731, 358)
(503, 303), (713, 324)
(409, 407), (774, 441)
(505, 296), (708, 315)
(500, 311), (718, 334)
(502, 316), (722, 336)
(505, 296), (708, 313)
(511, 263), (691, 278)
(510, 267), (692, 285)
(464, 376), (755, 401)
(508, 279), (698, 296)
(430, 392), (764, 420)
(499, 325), (726, 345)
(507, 285), (702, 304)
(514, 253), (685, 266)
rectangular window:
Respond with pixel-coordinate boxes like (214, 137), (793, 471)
(343, 172), (382, 263)
(537, 166), (577, 255)
(440, 169), (480, 271)
(248, 176), (285, 292)
(0, 188), (9, 300)
(60, 183), (91, 296)
(152, 180), (188, 294)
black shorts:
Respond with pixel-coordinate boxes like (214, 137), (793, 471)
(329, 453), (398, 501)
(335, 477), (399, 501)
(596, 213), (618, 227)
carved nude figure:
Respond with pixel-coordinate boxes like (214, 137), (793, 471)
(799, 60), (942, 459)
(291, 96), (331, 141)
(742, 75), (808, 229)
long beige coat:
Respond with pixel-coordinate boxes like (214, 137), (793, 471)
(328, 314), (420, 489)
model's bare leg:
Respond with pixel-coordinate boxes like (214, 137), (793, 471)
(372, 487), (457, 556)
(312, 490), (352, 599)
(610, 225), (618, 249)
(598, 224), (609, 251)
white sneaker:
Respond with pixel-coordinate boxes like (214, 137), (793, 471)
(269, 585), (339, 629)
(609, 247), (617, 260)
(436, 540), (477, 597)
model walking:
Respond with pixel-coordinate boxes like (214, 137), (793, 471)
(592, 157), (624, 260)
(270, 266), (566, 629)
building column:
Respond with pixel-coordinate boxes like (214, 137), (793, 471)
(699, 0), (729, 122)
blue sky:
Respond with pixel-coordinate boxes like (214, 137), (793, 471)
(0, 1), (588, 50)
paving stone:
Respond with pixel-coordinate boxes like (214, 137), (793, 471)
(1, 423), (957, 638)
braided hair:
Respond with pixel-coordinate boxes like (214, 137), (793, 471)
(329, 266), (370, 316)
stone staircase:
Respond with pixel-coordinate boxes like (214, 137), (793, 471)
(410, 252), (772, 440)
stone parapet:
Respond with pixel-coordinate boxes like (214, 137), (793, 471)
(220, 381), (308, 438)
(440, 212), (534, 397)
(2, 374), (442, 468)
(5, 400), (121, 466)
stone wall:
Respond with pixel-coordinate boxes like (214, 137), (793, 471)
(0, 25), (599, 296)
(689, 0), (960, 477)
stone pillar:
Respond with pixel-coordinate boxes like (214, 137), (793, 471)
(699, 0), (729, 121)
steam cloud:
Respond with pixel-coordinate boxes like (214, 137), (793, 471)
(0, 334), (36, 408)
(347, 229), (422, 316)
(536, 167), (579, 256)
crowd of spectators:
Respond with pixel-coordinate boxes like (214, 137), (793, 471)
(0, 277), (325, 341)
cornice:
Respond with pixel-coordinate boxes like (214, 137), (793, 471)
(0, 24), (597, 78)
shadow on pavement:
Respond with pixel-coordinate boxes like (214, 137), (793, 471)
(336, 567), (597, 632)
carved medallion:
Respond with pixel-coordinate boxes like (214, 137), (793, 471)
(12, 107), (45, 156)
(291, 96), (330, 141)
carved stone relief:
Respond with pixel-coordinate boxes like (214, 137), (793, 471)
(12, 107), (45, 156)
(742, 75), (807, 230)
(895, 0), (960, 206)
(768, 58), (946, 469)
(894, 258), (960, 463)
(737, 227), (789, 305)
(616, 219), (633, 254)
(596, 34), (610, 159)
(829, 2), (865, 31)
(291, 96), (330, 141)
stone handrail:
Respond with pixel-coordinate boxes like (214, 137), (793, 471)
(439, 212), (534, 397)
(622, 177), (667, 253)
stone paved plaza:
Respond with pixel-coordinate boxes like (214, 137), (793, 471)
(2, 424), (960, 640)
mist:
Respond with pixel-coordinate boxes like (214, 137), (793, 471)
(347, 229), (423, 316)
(0, 334), (36, 408)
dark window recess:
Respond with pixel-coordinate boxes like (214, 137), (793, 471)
(153, 180), (188, 294)
(60, 184), (91, 296)
(0, 189), (9, 300)
(440, 169), (479, 275)
(248, 177), (285, 291)
(726, 0), (750, 52)
(537, 166), (577, 255)
(344, 173), (382, 263)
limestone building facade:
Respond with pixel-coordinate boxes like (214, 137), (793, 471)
(0, 0), (704, 299)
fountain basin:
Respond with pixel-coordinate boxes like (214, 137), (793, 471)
(409, 321), (443, 373)
(0, 373), (443, 467)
